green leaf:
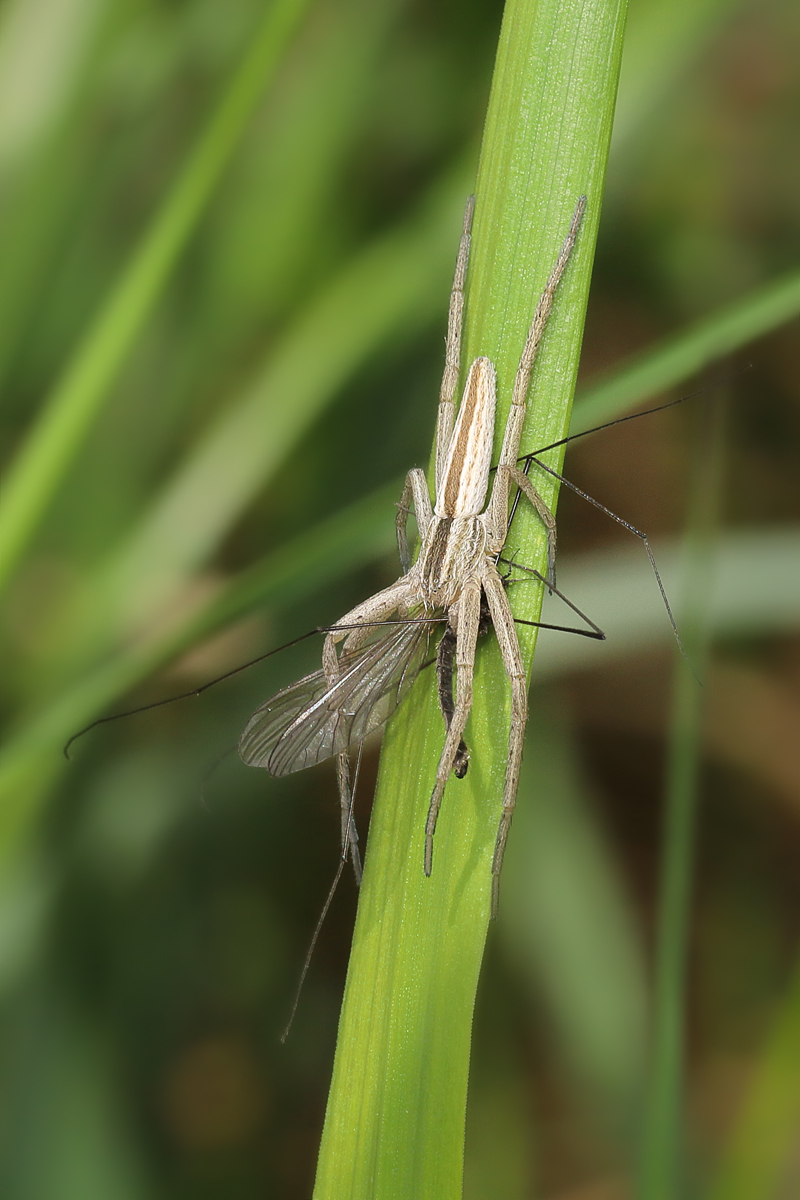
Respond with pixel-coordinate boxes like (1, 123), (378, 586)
(638, 402), (725, 1199)
(313, 0), (629, 1195)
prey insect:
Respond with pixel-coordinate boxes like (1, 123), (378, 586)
(239, 195), (587, 913)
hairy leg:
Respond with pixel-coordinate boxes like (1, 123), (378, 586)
(482, 567), (527, 916)
(435, 196), (475, 492)
(485, 198), (585, 548)
(424, 579), (481, 876)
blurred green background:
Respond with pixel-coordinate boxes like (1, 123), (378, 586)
(1, 0), (800, 1196)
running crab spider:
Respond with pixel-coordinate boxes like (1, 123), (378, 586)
(239, 195), (586, 913)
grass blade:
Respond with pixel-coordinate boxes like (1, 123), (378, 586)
(313, 0), (628, 1194)
(638, 399), (725, 1199)
(0, 0), (313, 590)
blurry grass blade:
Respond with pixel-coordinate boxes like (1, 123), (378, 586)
(502, 700), (647, 1138)
(707, 959), (800, 1200)
(464, 1053), (533, 1199)
(610, 0), (741, 157)
(1, 989), (150, 1199)
(0, 0), (104, 173)
(533, 526), (800, 679)
(638, 400), (725, 1200)
(313, 0), (628, 1194)
(0, 0), (314, 591)
(208, 0), (405, 336)
(572, 266), (800, 433)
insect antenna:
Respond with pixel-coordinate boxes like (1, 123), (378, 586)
(63, 628), (325, 758)
(64, 617), (449, 758)
(280, 740), (365, 1044)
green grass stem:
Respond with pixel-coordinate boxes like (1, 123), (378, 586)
(313, 0), (628, 1195)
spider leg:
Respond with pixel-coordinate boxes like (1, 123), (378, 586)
(325, 577), (415, 661)
(503, 464), (557, 590)
(482, 566), (527, 917)
(424, 580), (481, 877)
(485, 197), (585, 552)
(396, 468), (433, 574)
(436, 622), (470, 778)
(435, 196), (475, 493)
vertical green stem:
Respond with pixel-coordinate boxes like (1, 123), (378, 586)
(639, 399), (726, 1199)
(313, 0), (628, 1196)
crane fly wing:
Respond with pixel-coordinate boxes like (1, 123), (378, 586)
(239, 621), (433, 776)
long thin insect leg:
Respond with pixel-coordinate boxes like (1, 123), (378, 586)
(504, 465), (557, 589)
(321, 635), (360, 878)
(518, 368), (750, 463)
(526, 455), (689, 661)
(497, 556), (605, 640)
(336, 751), (362, 884)
(65, 617), (451, 760)
(198, 743), (237, 810)
(279, 739), (365, 1043)
(279, 853), (346, 1044)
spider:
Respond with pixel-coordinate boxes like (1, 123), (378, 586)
(239, 194), (586, 912)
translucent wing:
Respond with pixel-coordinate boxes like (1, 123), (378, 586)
(239, 621), (434, 776)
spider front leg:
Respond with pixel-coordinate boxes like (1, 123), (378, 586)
(484, 197), (585, 583)
(424, 579), (482, 877)
(504, 465), (557, 589)
(435, 195), (474, 493)
(482, 566), (527, 916)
